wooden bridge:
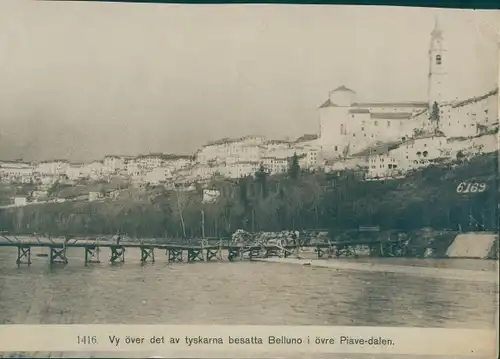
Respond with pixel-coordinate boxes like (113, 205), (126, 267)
(0, 233), (408, 267)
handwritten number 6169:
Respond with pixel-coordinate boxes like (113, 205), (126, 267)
(456, 182), (486, 193)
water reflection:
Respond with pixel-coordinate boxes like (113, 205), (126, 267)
(0, 248), (497, 328)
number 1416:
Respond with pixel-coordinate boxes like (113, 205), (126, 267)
(77, 336), (98, 345)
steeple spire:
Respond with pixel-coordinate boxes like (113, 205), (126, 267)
(427, 15), (447, 109)
(431, 16), (443, 39)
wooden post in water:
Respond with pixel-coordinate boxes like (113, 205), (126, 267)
(84, 246), (100, 266)
(201, 208), (206, 239)
(110, 245), (125, 264)
(140, 246), (155, 264)
(50, 246), (68, 265)
(16, 245), (31, 266)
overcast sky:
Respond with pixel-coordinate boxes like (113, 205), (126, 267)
(0, 1), (498, 162)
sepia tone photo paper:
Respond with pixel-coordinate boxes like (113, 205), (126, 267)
(0, 0), (498, 358)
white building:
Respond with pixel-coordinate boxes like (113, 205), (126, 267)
(196, 135), (265, 164)
(164, 156), (192, 171)
(317, 18), (498, 178)
(318, 85), (431, 159)
(103, 155), (126, 173)
(178, 163), (220, 183)
(65, 164), (84, 180)
(224, 161), (259, 179)
(293, 142), (321, 170)
(88, 191), (101, 202)
(0, 161), (34, 183)
(14, 196), (27, 206)
(366, 152), (402, 180)
(262, 156), (289, 175)
(125, 159), (142, 177)
(356, 134), (448, 180)
(35, 160), (69, 176)
(439, 89), (499, 138)
(389, 134), (448, 172)
(143, 167), (174, 185)
(135, 154), (164, 171)
(81, 161), (107, 180)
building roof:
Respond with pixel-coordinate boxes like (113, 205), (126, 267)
(413, 133), (447, 140)
(451, 88), (498, 109)
(264, 139), (291, 145)
(430, 16), (443, 40)
(230, 161), (260, 165)
(403, 133), (447, 146)
(318, 99), (337, 109)
(331, 85), (356, 93)
(262, 156), (288, 161)
(295, 134), (318, 142)
(351, 140), (403, 157)
(352, 101), (428, 108)
(319, 86), (356, 109)
(204, 135), (264, 147)
(370, 112), (414, 120)
(39, 159), (69, 164)
(348, 108), (371, 114)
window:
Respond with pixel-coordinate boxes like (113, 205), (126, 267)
(334, 146), (338, 151)
(374, 121), (378, 126)
(436, 54), (442, 65)
(387, 121), (391, 127)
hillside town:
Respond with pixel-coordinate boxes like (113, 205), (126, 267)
(0, 18), (498, 207)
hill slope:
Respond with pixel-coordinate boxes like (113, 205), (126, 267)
(0, 153), (497, 237)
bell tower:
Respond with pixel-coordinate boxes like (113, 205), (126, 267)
(427, 17), (447, 109)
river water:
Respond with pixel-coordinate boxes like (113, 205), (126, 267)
(0, 247), (497, 329)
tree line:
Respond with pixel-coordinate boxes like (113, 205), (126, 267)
(0, 153), (497, 239)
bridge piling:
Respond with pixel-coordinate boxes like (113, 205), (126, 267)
(316, 246), (325, 258)
(187, 248), (204, 263)
(49, 247), (68, 265)
(16, 245), (31, 266)
(140, 246), (155, 264)
(205, 248), (220, 261)
(228, 247), (239, 261)
(265, 247), (280, 258)
(1, 234), (412, 268)
(167, 249), (183, 263)
(110, 245), (125, 264)
(84, 246), (100, 266)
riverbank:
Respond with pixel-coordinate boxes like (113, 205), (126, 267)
(254, 257), (499, 283)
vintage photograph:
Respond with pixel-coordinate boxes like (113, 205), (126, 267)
(0, 0), (498, 356)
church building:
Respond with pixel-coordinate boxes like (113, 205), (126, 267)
(318, 18), (498, 159)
